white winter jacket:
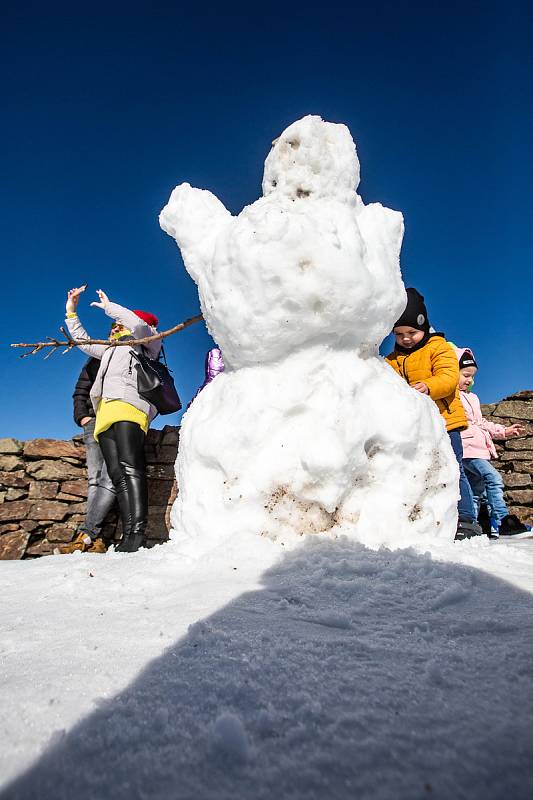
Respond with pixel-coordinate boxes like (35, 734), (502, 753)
(65, 303), (161, 421)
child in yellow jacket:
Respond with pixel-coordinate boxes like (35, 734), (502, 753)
(386, 288), (483, 541)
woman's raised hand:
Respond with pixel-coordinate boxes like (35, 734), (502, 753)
(90, 289), (111, 310)
(66, 285), (87, 314)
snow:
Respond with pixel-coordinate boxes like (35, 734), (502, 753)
(2, 116), (532, 797)
(160, 116), (459, 550)
(2, 534), (533, 799)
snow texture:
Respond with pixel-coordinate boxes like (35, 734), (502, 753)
(2, 534), (533, 799)
(160, 116), (458, 551)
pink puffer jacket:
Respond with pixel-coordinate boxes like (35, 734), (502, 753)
(459, 390), (506, 459)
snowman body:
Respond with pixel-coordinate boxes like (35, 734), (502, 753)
(160, 116), (458, 551)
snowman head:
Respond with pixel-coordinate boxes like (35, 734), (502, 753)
(262, 115), (360, 205)
(160, 116), (405, 368)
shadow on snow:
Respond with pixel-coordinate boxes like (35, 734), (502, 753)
(4, 539), (533, 800)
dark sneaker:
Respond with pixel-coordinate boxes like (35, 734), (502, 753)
(455, 518), (484, 541)
(498, 514), (533, 539)
(477, 503), (492, 537)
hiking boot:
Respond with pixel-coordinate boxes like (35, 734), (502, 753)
(455, 518), (484, 541)
(498, 514), (532, 539)
(59, 532), (93, 553)
(87, 536), (108, 553)
(59, 532), (107, 554)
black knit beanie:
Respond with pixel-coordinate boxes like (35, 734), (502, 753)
(459, 349), (478, 370)
(393, 288), (430, 333)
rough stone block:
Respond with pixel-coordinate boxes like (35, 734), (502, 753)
(0, 491), (5, 503)
(28, 500), (69, 521)
(145, 506), (169, 539)
(0, 456), (24, 472)
(61, 480), (89, 497)
(20, 520), (39, 532)
(513, 461), (533, 474)
(480, 404), (497, 416)
(26, 461), (85, 481)
(25, 538), (55, 557)
(0, 500), (33, 521)
(146, 463), (175, 480)
(494, 401), (533, 421)
(0, 438), (23, 455)
(46, 524), (77, 543)
(144, 447), (158, 464)
(146, 429), (162, 445)
(62, 456), (86, 465)
(24, 439), (83, 460)
(0, 531), (30, 559)
(155, 446), (178, 464)
(503, 472), (531, 488)
(66, 502), (87, 515)
(161, 426), (180, 446)
(504, 437), (533, 451)
(147, 479), (175, 506)
(29, 481), (59, 499)
(0, 523), (20, 534)
(503, 391), (533, 401)
(6, 488), (27, 501)
(500, 451), (533, 461)
(506, 489), (533, 504)
(0, 471), (29, 489)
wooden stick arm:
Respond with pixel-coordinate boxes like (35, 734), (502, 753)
(10, 313), (204, 358)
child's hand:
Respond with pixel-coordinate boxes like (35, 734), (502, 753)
(412, 382), (429, 395)
(505, 423), (525, 438)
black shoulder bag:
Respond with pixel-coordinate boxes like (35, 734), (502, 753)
(130, 345), (182, 415)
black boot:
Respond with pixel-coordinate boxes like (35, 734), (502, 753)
(111, 473), (132, 548)
(115, 463), (148, 553)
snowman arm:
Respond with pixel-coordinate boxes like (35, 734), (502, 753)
(159, 183), (232, 282)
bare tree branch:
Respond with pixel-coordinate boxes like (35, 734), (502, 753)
(11, 314), (204, 358)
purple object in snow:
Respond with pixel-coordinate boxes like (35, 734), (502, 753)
(204, 347), (225, 385)
(188, 348), (225, 408)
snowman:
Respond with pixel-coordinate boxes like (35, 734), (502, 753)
(160, 115), (458, 553)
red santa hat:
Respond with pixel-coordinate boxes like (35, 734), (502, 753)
(133, 310), (159, 328)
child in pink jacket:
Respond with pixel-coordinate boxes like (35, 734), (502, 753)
(455, 347), (531, 538)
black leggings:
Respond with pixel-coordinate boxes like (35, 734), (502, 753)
(98, 422), (148, 541)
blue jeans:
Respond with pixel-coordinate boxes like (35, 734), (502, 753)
(463, 458), (508, 523)
(448, 430), (477, 522)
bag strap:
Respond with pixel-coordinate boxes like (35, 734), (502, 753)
(99, 347), (117, 394)
(140, 342), (170, 370)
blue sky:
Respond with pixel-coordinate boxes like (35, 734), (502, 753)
(1, 1), (531, 440)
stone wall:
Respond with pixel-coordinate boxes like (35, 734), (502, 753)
(481, 391), (533, 524)
(0, 426), (179, 559)
(1, 391), (532, 559)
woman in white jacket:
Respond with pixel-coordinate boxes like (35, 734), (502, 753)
(65, 286), (161, 552)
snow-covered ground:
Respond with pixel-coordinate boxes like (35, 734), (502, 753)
(2, 532), (533, 799)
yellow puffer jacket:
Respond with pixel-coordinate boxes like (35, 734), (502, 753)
(386, 335), (467, 432)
